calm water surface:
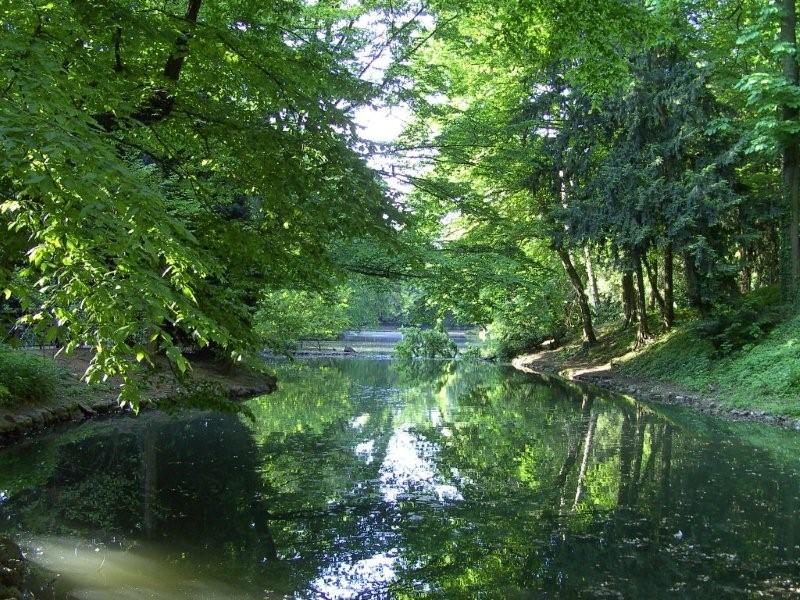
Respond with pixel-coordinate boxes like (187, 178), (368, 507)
(1, 359), (799, 598)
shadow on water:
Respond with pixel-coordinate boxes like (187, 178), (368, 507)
(0, 358), (798, 598)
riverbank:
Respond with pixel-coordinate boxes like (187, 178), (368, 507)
(0, 348), (276, 446)
(513, 316), (800, 430)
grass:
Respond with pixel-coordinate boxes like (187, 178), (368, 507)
(615, 312), (800, 418)
(0, 345), (68, 408)
(522, 302), (800, 419)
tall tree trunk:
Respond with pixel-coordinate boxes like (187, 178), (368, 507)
(557, 247), (597, 345)
(647, 257), (658, 310)
(583, 246), (600, 311)
(783, 152), (800, 297)
(664, 244), (675, 329)
(633, 250), (650, 346)
(622, 270), (636, 328)
(642, 252), (666, 322)
(683, 252), (708, 317)
(781, 0), (800, 297)
(740, 242), (753, 293)
(767, 224), (782, 286)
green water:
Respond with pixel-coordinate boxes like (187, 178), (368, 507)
(1, 359), (799, 598)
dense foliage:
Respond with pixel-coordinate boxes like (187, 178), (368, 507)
(0, 0), (417, 403)
(388, 0), (800, 359)
(618, 310), (800, 416)
(395, 323), (457, 359)
(3, 0), (800, 403)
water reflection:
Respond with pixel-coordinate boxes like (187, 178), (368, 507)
(379, 427), (462, 504)
(0, 359), (798, 598)
(309, 551), (398, 599)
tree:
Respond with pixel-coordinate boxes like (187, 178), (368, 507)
(395, 0), (792, 355)
(580, 42), (742, 336)
(737, 0), (800, 298)
(0, 0), (404, 403)
(395, 0), (650, 347)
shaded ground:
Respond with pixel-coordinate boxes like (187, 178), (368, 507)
(0, 348), (275, 445)
(513, 324), (800, 431)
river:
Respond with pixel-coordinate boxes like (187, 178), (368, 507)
(0, 358), (798, 598)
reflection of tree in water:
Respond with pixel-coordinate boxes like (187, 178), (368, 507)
(392, 358), (456, 390)
(44, 402), (386, 596)
(387, 372), (800, 598)
(243, 359), (402, 594)
(522, 405), (799, 598)
(245, 361), (800, 598)
(1, 414), (285, 589)
(0, 359), (798, 598)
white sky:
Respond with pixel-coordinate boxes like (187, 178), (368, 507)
(354, 104), (411, 144)
(348, 9), (435, 195)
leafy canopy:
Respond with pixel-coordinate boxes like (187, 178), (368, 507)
(0, 0), (409, 403)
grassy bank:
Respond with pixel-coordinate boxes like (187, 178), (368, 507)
(615, 313), (800, 417)
(0, 346), (276, 443)
(0, 345), (68, 408)
(514, 311), (800, 423)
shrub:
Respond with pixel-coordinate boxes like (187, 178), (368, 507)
(396, 325), (457, 359)
(459, 344), (484, 361)
(254, 289), (350, 354)
(0, 346), (65, 407)
(697, 286), (786, 355)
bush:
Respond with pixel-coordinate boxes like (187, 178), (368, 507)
(698, 286), (786, 355)
(396, 325), (457, 359)
(459, 344), (484, 361)
(254, 289), (350, 354)
(484, 322), (565, 362)
(0, 346), (65, 407)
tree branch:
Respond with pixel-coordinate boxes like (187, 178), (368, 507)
(95, 0), (203, 130)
